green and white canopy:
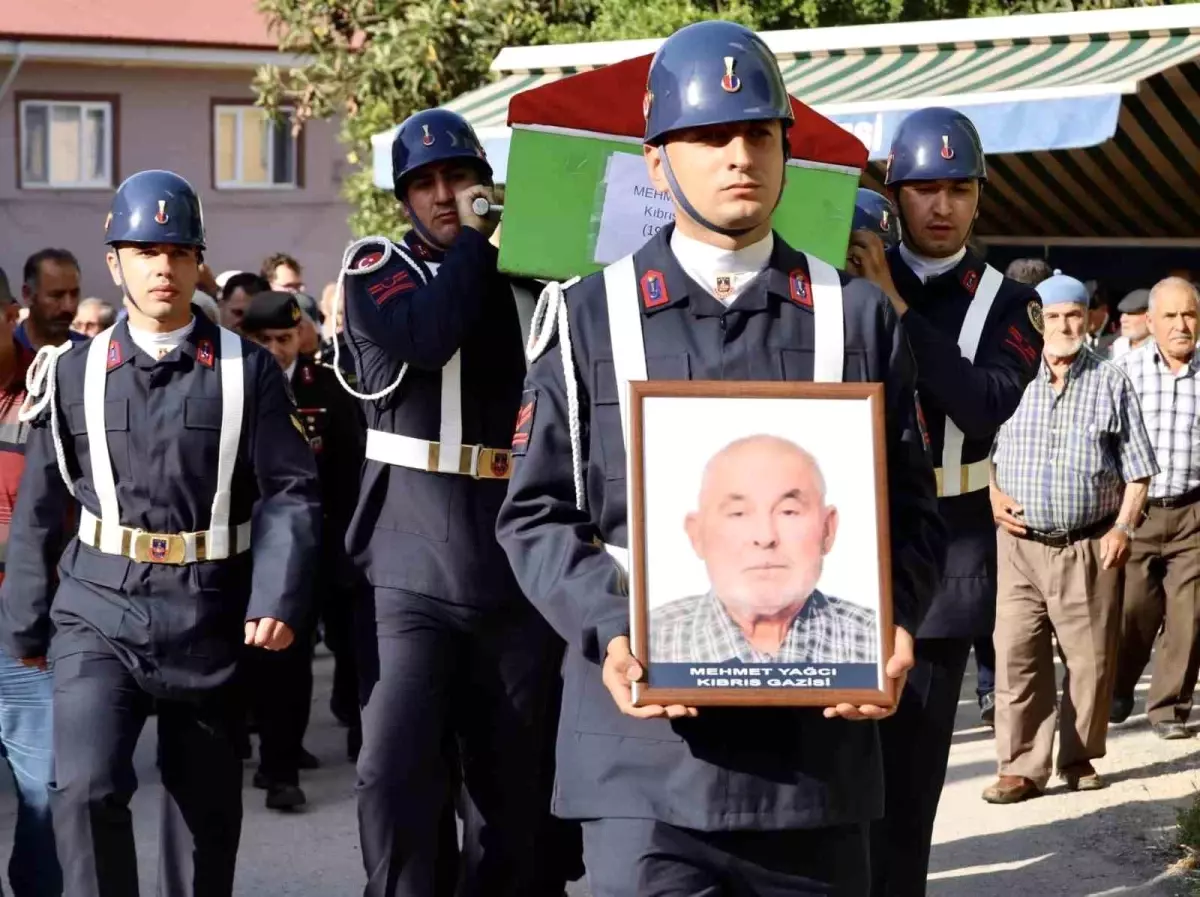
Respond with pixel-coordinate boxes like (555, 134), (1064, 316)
(371, 3), (1200, 241)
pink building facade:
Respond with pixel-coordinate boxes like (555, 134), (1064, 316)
(0, 26), (352, 301)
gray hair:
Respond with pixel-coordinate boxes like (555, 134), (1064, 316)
(1148, 276), (1200, 313)
(77, 297), (116, 327)
(700, 434), (827, 504)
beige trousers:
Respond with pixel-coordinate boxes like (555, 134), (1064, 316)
(994, 528), (1122, 788)
(1116, 502), (1200, 724)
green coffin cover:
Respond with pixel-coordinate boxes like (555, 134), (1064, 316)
(499, 127), (861, 282)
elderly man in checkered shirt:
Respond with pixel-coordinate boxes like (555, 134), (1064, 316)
(1112, 277), (1200, 740)
(985, 273), (1158, 804)
(650, 435), (878, 665)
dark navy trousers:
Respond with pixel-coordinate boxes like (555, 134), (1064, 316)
(354, 588), (568, 897)
(870, 637), (973, 897)
(50, 645), (243, 897)
(582, 818), (870, 896)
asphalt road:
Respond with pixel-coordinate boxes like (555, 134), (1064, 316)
(0, 651), (1192, 895)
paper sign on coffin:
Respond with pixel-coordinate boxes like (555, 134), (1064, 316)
(496, 53), (869, 282)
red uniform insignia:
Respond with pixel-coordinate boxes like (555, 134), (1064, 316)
(642, 90), (654, 120)
(367, 270), (416, 306)
(941, 135), (955, 160)
(106, 340), (122, 370)
(150, 537), (169, 562)
(1004, 324), (1038, 367)
(422, 124), (435, 147)
(961, 269), (980, 295)
(196, 339), (214, 368)
(640, 270), (669, 309)
(511, 390), (537, 456)
(789, 268), (812, 308)
(491, 452), (510, 478)
(310, 435), (324, 454)
(357, 251), (383, 270)
(721, 56), (742, 93)
(301, 364), (314, 385)
(914, 392), (931, 453)
(154, 200), (169, 225)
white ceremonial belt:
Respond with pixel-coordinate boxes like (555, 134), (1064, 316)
(934, 459), (991, 498)
(78, 509), (250, 565)
(365, 429), (513, 480)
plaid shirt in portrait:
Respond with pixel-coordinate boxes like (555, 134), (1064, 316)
(1116, 342), (1200, 500)
(993, 345), (1158, 532)
(650, 589), (878, 664)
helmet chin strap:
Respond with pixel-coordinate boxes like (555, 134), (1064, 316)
(114, 254), (149, 318)
(402, 202), (450, 253)
(660, 145), (784, 240)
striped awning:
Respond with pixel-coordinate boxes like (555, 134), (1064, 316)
(371, 17), (1200, 240)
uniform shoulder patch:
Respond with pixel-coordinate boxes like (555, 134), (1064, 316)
(961, 268), (981, 295)
(640, 270), (670, 309)
(196, 339), (215, 368)
(1027, 300), (1044, 335)
(364, 260), (417, 308)
(106, 339), (123, 370)
(788, 268), (812, 308)
(512, 389), (537, 456)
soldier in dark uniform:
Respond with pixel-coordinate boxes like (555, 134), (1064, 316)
(496, 21), (945, 896)
(0, 170), (320, 897)
(338, 108), (568, 897)
(238, 290), (366, 808)
(847, 108), (1043, 896)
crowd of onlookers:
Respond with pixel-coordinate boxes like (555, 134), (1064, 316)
(0, 248), (346, 356)
(978, 258), (1200, 804)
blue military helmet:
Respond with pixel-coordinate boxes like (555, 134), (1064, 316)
(105, 169), (205, 249)
(884, 107), (987, 186)
(643, 20), (793, 238)
(643, 20), (794, 146)
(852, 188), (900, 250)
(391, 108), (492, 201)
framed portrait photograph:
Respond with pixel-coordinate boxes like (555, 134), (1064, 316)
(627, 381), (895, 708)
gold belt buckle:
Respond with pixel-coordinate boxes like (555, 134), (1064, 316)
(133, 532), (187, 565)
(476, 447), (512, 480)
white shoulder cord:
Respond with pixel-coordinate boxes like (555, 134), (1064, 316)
(331, 236), (429, 403)
(526, 276), (584, 510)
(17, 343), (76, 497)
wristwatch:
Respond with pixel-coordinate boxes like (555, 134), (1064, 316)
(1114, 522), (1137, 539)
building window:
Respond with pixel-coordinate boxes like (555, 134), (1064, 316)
(213, 104), (298, 189)
(19, 98), (115, 189)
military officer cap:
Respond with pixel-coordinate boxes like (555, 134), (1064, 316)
(241, 290), (302, 333)
(1118, 288), (1150, 314)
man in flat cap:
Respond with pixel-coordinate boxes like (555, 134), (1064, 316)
(1109, 288), (1152, 361)
(240, 291), (366, 808)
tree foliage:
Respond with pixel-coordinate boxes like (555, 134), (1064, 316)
(254, 0), (1170, 237)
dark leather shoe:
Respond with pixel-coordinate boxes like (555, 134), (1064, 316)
(1061, 762), (1105, 791)
(979, 692), (996, 728)
(298, 747), (321, 770)
(265, 783), (307, 811)
(1152, 721), (1192, 740)
(1109, 696), (1134, 724)
(982, 776), (1040, 804)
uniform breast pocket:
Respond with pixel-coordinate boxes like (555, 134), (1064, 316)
(779, 348), (867, 381)
(184, 397), (224, 471)
(592, 355), (690, 482)
(296, 407), (327, 453)
(66, 400), (131, 479)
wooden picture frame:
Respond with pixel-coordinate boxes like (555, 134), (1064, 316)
(628, 380), (895, 708)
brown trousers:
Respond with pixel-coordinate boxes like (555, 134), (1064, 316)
(994, 528), (1122, 788)
(1115, 502), (1200, 724)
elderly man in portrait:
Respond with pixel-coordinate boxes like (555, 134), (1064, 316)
(985, 274), (1157, 804)
(1112, 277), (1200, 739)
(651, 434), (878, 665)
